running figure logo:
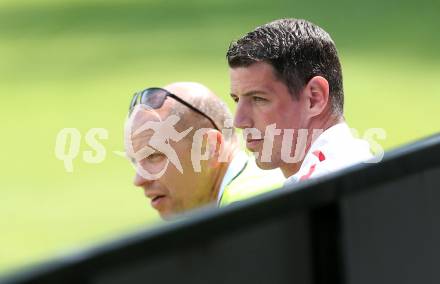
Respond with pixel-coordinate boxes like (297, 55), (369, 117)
(125, 105), (193, 179)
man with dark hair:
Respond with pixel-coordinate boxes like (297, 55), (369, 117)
(227, 19), (372, 183)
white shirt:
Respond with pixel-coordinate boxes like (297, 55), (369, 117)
(285, 123), (373, 186)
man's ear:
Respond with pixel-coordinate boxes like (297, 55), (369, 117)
(304, 76), (330, 117)
(205, 129), (223, 168)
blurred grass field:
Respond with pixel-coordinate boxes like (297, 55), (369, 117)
(1, 0), (439, 274)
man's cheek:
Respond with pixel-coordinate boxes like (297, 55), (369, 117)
(159, 197), (174, 217)
(177, 190), (194, 212)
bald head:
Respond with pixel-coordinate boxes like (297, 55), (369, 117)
(164, 82), (217, 102)
(162, 82), (235, 140)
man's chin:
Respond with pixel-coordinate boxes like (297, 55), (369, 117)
(254, 157), (278, 170)
(159, 210), (174, 221)
(158, 205), (185, 221)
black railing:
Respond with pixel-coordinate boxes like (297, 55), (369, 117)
(2, 133), (440, 284)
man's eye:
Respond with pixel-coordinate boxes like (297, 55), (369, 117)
(253, 96), (267, 103)
(148, 153), (165, 161)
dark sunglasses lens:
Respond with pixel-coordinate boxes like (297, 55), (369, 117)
(140, 88), (168, 109)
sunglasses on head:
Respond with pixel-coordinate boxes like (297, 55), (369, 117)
(129, 87), (220, 131)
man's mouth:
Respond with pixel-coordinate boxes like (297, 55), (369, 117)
(246, 138), (264, 150)
(150, 195), (166, 209)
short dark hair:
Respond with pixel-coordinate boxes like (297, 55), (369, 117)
(226, 18), (344, 115)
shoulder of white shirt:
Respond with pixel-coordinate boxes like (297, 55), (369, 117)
(286, 122), (374, 185)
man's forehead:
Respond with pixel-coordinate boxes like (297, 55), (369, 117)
(131, 125), (154, 141)
(131, 106), (162, 127)
(229, 62), (279, 94)
(130, 128), (154, 153)
(127, 108), (160, 150)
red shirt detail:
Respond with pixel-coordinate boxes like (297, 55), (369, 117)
(312, 150), (326, 162)
(299, 164), (317, 181)
(300, 151), (326, 181)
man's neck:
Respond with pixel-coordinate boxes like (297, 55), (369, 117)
(280, 113), (343, 178)
(308, 113), (344, 149)
(281, 163), (301, 178)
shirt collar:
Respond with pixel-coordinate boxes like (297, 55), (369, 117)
(308, 122), (352, 152)
(217, 151), (249, 204)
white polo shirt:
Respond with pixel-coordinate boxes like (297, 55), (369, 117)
(285, 122), (373, 186)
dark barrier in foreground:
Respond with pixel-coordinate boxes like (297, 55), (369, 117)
(2, 134), (440, 284)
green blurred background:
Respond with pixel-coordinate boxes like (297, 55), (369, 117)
(1, 0), (439, 274)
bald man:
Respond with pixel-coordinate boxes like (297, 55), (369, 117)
(125, 82), (285, 220)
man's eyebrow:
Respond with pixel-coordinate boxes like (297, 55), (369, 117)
(230, 90), (269, 97)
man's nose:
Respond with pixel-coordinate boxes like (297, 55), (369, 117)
(233, 101), (252, 129)
(133, 172), (153, 187)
